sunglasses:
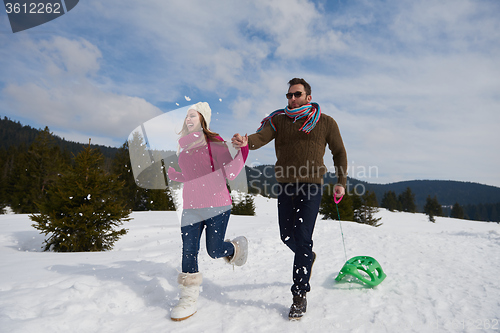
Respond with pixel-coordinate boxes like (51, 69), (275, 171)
(286, 91), (304, 99)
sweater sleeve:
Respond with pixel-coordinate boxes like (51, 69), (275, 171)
(211, 140), (250, 181)
(222, 144), (249, 180)
(326, 118), (348, 188)
(247, 121), (276, 150)
(211, 138), (233, 167)
(240, 144), (249, 161)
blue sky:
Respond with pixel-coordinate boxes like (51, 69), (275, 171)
(1, 0), (499, 187)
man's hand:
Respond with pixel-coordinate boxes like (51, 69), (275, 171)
(334, 185), (345, 198)
(231, 133), (248, 149)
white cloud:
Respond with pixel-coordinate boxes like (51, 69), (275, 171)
(1, 36), (163, 145)
(243, 0), (348, 59)
(4, 81), (163, 143)
(1, 0), (499, 186)
(38, 36), (102, 77)
(390, 0), (500, 51)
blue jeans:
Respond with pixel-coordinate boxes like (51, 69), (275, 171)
(277, 183), (323, 295)
(181, 206), (234, 273)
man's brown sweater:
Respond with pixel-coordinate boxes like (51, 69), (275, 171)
(248, 113), (348, 187)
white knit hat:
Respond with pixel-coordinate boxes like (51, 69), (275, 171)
(189, 102), (211, 129)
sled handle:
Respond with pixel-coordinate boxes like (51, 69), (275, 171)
(334, 193), (343, 204)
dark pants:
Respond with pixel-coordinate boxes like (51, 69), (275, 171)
(181, 207), (234, 273)
(277, 183), (323, 295)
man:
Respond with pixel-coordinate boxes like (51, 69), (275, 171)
(232, 78), (347, 320)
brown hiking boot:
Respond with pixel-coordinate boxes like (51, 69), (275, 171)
(288, 293), (307, 320)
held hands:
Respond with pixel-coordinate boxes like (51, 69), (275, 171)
(231, 133), (248, 149)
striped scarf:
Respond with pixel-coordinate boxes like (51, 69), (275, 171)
(256, 102), (321, 134)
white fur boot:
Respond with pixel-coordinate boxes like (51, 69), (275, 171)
(223, 236), (248, 266)
(170, 272), (203, 321)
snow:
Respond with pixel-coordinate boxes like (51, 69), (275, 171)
(1, 196), (499, 332)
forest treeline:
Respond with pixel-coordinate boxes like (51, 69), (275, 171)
(247, 165), (500, 222)
(1, 116), (498, 222)
(0, 124), (176, 214)
(0, 116), (255, 216)
(0, 116), (117, 159)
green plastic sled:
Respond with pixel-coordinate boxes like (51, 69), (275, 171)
(335, 256), (386, 287)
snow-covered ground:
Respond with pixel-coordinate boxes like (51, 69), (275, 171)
(1, 195), (499, 332)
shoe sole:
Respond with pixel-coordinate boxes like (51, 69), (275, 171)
(171, 311), (196, 321)
(232, 236), (248, 266)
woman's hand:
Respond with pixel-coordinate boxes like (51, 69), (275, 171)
(167, 166), (184, 182)
(231, 133), (248, 149)
(167, 166), (175, 178)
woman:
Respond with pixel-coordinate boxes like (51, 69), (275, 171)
(167, 102), (249, 321)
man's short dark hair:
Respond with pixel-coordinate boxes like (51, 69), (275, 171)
(288, 78), (311, 96)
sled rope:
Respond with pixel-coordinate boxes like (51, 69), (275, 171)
(334, 194), (348, 263)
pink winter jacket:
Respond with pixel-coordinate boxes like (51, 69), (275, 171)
(167, 132), (249, 210)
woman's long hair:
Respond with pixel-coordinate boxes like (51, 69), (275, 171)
(178, 113), (223, 143)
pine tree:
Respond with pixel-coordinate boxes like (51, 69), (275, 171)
(490, 204), (499, 222)
(477, 203), (488, 221)
(138, 188), (177, 211)
(111, 141), (175, 211)
(231, 192), (256, 216)
(2, 144), (24, 211)
(354, 191), (382, 227)
(381, 190), (400, 211)
(0, 147), (7, 213)
(30, 143), (130, 252)
(424, 195), (442, 223)
(8, 128), (67, 213)
(450, 202), (465, 219)
(399, 187), (417, 213)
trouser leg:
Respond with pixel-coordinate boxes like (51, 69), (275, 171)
(205, 208), (234, 259)
(278, 183), (322, 294)
(180, 210), (205, 273)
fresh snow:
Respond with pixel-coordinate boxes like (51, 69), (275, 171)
(1, 196), (499, 332)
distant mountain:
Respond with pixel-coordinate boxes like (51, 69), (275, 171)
(363, 180), (500, 208)
(246, 165), (500, 210)
(3, 116), (500, 212)
(0, 116), (119, 159)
